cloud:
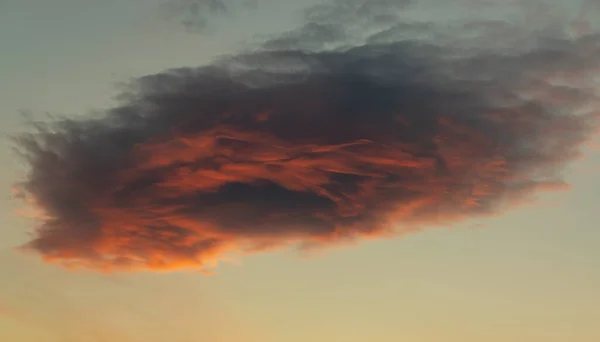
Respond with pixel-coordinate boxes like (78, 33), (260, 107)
(13, 0), (600, 272)
(158, 0), (258, 32)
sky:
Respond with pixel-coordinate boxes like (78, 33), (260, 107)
(1, 0), (600, 341)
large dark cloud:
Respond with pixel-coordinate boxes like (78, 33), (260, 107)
(13, 0), (600, 272)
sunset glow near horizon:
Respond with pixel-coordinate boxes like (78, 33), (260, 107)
(1, 0), (600, 341)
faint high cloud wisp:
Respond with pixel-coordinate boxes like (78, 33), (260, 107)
(13, 0), (600, 272)
(158, 0), (258, 32)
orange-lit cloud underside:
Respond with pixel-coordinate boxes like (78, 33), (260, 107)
(13, 1), (600, 272)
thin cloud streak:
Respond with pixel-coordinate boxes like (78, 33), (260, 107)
(158, 0), (258, 32)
